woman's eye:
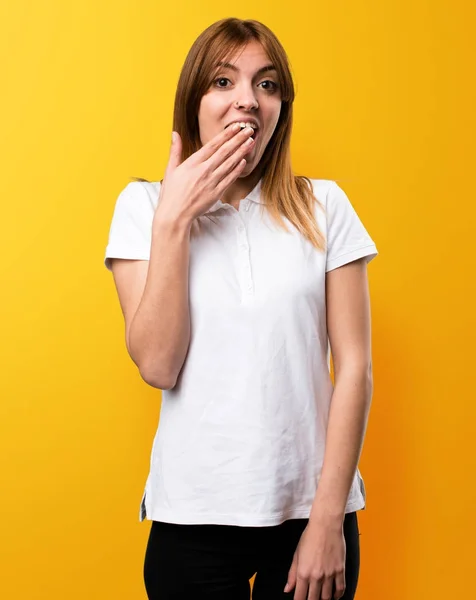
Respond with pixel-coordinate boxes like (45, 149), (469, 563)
(214, 77), (230, 88)
(259, 80), (278, 91)
(213, 77), (278, 91)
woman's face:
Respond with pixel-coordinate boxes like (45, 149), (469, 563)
(198, 40), (282, 176)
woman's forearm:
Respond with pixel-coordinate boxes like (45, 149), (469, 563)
(129, 213), (193, 389)
(309, 365), (373, 524)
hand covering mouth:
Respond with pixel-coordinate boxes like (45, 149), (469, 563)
(224, 121), (259, 139)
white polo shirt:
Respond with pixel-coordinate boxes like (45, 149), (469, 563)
(104, 177), (378, 526)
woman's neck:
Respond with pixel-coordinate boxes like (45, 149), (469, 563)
(220, 169), (262, 208)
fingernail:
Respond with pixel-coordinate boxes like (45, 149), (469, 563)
(284, 583), (290, 592)
(171, 131), (176, 143)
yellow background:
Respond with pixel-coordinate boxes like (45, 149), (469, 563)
(1, 1), (474, 598)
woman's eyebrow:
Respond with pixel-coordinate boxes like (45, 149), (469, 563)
(215, 62), (277, 76)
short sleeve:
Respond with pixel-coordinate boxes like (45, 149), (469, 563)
(325, 181), (378, 272)
(104, 181), (158, 271)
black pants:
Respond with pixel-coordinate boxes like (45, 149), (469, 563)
(143, 511), (360, 599)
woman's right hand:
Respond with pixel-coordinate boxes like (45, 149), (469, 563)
(154, 124), (256, 224)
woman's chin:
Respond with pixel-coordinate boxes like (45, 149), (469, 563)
(242, 151), (258, 172)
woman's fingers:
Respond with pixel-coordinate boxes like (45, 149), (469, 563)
(208, 125), (255, 171)
(213, 135), (255, 186)
(212, 152), (249, 197)
(193, 123), (254, 165)
(164, 131), (183, 177)
(333, 570), (346, 599)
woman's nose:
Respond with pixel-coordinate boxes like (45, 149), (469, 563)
(233, 91), (259, 110)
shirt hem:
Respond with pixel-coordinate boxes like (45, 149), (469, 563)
(326, 244), (378, 272)
(139, 498), (366, 526)
(104, 248), (150, 270)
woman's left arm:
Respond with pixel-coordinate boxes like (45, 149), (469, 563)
(310, 256), (374, 522)
(285, 257), (374, 599)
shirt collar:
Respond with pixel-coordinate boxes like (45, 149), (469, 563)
(204, 177), (263, 215)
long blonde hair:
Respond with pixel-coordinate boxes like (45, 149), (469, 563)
(132, 17), (326, 251)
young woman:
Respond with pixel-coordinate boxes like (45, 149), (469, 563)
(104, 17), (378, 600)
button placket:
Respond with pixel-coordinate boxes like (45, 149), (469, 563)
(234, 215), (254, 297)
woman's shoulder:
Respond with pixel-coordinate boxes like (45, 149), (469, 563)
(301, 177), (360, 209)
(297, 177), (338, 211)
(300, 176), (336, 195)
(118, 179), (162, 211)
